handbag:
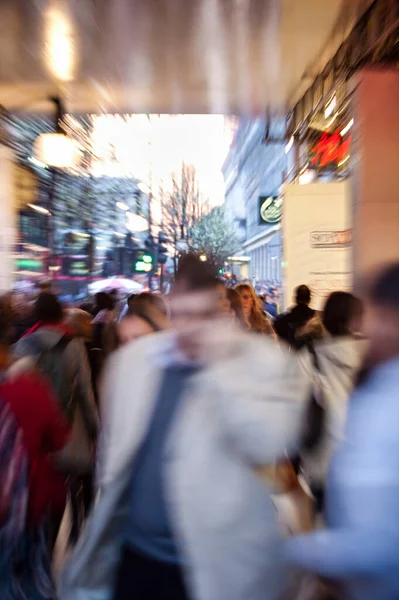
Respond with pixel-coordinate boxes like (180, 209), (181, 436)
(301, 342), (326, 453)
(53, 400), (94, 475)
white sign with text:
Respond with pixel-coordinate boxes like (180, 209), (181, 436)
(283, 181), (353, 311)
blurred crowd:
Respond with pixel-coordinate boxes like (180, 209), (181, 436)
(1, 255), (399, 600)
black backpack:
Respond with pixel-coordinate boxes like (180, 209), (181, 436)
(33, 334), (76, 422)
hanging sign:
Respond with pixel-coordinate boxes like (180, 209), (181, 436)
(258, 196), (282, 225)
(311, 132), (352, 168)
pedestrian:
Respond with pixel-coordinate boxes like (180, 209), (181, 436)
(92, 292), (118, 355)
(264, 291), (279, 319)
(298, 291), (366, 515)
(286, 263), (399, 600)
(0, 299), (71, 600)
(14, 293), (98, 438)
(60, 253), (309, 600)
(14, 293), (98, 546)
(235, 282), (274, 335)
(64, 308), (98, 398)
(64, 308), (98, 546)
(118, 296), (168, 345)
(274, 285), (315, 349)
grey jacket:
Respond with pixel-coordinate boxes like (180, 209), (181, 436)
(60, 329), (310, 600)
(14, 327), (98, 438)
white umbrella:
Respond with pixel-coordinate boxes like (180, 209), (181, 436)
(88, 278), (143, 295)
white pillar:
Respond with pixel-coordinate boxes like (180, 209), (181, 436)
(0, 146), (16, 291)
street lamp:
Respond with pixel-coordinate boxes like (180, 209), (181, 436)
(126, 212), (148, 233)
(33, 97), (80, 170)
(33, 132), (80, 168)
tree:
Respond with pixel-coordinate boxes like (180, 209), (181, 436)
(163, 162), (209, 271)
(191, 206), (239, 267)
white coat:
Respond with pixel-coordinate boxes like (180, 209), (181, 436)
(299, 335), (367, 486)
(60, 328), (310, 600)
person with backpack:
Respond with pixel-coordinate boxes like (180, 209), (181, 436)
(0, 299), (71, 600)
(14, 293), (99, 546)
(14, 292), (98, 438)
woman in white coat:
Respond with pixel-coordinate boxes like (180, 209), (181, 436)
(299, 291), (366, 510)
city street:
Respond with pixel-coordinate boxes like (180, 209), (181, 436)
(0, 2), (399, 600)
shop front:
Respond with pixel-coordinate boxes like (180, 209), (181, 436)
(242, 196), (283, 288)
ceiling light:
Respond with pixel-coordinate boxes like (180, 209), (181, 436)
(299, 169), (316, 185)
(285, 136), (294, 154)
(338, 154), (350, 167)
(324, 94), (337, 119)
(44, 6), (76, 82)
(340, 119), (354, 137)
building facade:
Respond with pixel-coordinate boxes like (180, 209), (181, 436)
(222, 117), (287, 286)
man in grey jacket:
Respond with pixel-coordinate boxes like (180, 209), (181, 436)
(60, 254), (309, 600)
(14, 292), (98, 438)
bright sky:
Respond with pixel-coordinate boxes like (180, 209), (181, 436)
(89, 114), (236, 209)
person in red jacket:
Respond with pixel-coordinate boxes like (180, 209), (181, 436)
(0, 297), (70, 600)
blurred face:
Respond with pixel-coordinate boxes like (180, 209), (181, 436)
(216, 284), (231, 316)
(169, 287), (221, 359)
(363, 302), (399, 366)
(237, 288), (253, 316)
(118, 316), (155, 345)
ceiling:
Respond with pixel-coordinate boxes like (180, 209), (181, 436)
(0, 0), (375, 115)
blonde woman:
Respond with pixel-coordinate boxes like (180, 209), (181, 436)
(235, 283), (274, 335)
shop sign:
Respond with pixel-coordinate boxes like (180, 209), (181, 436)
(311, 132), (352, 168)
(310, 229), (352, 248)
(259, 196), (282, 225)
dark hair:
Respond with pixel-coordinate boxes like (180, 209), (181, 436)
(322, 291), (363, 337)
(35, 292), (63, 323)
(174, 253), (218, 292)
(369, 263), (399, 309)
(95, 292), (115, 312)
(227, 288), (247, 328)
(129, 292), (167, 316)
(295, 285), (312, 305)
(124, 304), (162, 333)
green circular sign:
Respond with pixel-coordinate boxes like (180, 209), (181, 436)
(259, 196), (282, 225)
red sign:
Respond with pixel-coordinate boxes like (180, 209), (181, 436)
(311, 132), (352, 168)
